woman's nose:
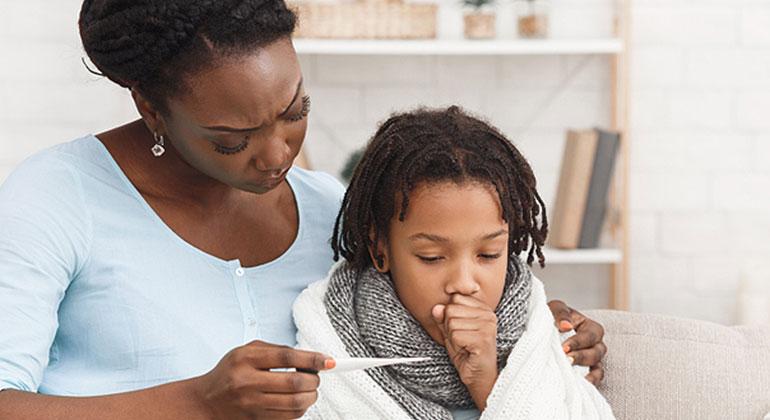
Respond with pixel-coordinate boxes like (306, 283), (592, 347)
(253, 130), (290, 172)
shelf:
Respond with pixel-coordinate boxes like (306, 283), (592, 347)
(293, 38), (624, 56)
(541, 247), (622, 265)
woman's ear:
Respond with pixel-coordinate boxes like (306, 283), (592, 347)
(367, 227), (390, 273)
(131, 89), (165, 136)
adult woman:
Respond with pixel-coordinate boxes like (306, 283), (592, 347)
(0, 1), (606, 419)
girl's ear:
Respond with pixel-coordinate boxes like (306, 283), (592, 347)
(367, 227), (390, 273)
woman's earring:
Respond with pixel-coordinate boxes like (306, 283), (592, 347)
(152, 132), (165, 157)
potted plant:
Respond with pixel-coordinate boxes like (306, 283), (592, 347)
(462, 0), (496, 39)
(517, 0), (548, 38)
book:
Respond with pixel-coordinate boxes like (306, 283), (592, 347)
(547, 130), (599, 249)
(578, 129), (621, 248)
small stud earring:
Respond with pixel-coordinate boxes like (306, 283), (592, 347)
(151, 132), (165, 157)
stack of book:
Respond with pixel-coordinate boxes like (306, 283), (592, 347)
(548, 128), (621, 249)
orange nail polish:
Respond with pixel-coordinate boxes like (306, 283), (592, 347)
(325, 359), (336, 370)
(562, 344), (570, 353)
(559, 320), (573, 330)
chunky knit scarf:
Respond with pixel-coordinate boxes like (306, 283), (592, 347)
(323, 258), (531, 420)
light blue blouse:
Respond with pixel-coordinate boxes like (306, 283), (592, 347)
(0, 135), (345, 396)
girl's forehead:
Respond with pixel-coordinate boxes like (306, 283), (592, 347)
(406, 180), (499, 201)
(395, 181), (505, 224)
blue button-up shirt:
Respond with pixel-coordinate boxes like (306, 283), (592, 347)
(0, 136), (344, 395)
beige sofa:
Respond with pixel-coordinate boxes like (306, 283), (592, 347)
(585, 310), (770, 420)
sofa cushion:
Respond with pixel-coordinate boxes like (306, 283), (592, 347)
(585, 309), (770, 420)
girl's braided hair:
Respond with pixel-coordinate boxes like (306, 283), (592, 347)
(78, 0), (296, 114)
(332, 105), (548, 270)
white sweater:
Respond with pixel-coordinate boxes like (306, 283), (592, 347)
(293, 270), (616, 420)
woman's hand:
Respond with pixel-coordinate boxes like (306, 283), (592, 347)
(547, 300), (607, 386)
(432, 294), (498, 411)
(192, 340), (334, 420)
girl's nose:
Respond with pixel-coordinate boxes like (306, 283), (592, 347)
(445, 262), (481, 296)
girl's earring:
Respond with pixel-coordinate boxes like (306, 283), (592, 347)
(152, 132), (166, 157)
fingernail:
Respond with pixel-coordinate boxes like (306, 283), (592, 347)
(562, 344), (570, 353)
(568, 356), (575, 365)
(325, 359), (336, 370)
(559, 320), (573, 330)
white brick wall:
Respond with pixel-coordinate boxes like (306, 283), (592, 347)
(1, 0), (769, 324)
(629, 0), (770, 324)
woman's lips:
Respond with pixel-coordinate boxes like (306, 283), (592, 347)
(258, 167), (289, 188)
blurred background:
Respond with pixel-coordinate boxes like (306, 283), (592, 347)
(1, 0), (769, 325)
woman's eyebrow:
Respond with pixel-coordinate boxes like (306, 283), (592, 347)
(203, 124), (260, 133)
(277, 77), (304, 117)
(202, 77), (303, 133)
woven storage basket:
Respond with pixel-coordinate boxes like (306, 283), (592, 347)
(463, 13), (495, 39)
(290, 1), (437, 39)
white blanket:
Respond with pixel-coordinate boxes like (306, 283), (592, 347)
(293, 270), (615, 420)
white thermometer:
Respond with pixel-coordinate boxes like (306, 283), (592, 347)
(322, 356), (431, 373)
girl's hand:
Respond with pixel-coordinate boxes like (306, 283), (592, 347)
(432, 294), (498, 411)
(192, 341), (334, 420)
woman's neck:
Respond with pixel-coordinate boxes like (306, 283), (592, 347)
(97, 120), (258, 212)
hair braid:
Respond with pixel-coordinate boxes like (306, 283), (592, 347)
(333, 106), (548, 270)
(79, 0), (296, 113)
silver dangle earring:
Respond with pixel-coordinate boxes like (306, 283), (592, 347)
(151, 132), (166, 157)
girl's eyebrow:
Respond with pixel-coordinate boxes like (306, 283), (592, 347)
(409, 233), (448, 243)
(481, 229), (508, 240)
(409, 229), (507, 242)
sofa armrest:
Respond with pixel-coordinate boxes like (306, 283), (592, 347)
(584, 309), (770, 420)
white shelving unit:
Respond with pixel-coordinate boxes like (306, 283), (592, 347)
(542, 247), (623, 265)
(294, 38), (623, 56)
(295, 1), (631, 308)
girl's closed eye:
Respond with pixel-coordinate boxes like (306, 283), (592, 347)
(416, 255), (443, 263)
(479, 252), (503, 260)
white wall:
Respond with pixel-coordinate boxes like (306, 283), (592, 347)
(1, 0), (769, 324)
(628, 0), (770, 324)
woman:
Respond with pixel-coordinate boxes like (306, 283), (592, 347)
(0, 1), (606, 419)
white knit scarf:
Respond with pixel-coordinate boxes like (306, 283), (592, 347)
(294, 261), (616, 420)
(323, 258), (531, 419)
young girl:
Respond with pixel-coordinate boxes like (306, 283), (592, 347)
(293, 106), (614, 419)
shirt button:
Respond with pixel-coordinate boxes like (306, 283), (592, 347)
(247, 317), (256, 326)
(235, 267), (245, 277)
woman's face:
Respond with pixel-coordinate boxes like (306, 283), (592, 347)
(377, 181), (510, 345)
(158, 38), (308, 194)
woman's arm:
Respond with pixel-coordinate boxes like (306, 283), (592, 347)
(547, 300), (607, 386)
(0, 379), (207, 420)
(0, 341), (332, 420)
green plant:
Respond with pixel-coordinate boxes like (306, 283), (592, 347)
(340, 148), (364, 184)
(462, 0), (495, 10)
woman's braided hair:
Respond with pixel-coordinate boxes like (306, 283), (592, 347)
(332, 106), (548, 271)
(79, 0), (296, 114)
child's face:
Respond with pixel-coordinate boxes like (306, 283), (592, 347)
(376, 181), (509, 345)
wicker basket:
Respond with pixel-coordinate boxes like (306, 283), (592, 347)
(290, 1), (437, 39)
(464, 13), (495, 39)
